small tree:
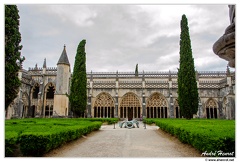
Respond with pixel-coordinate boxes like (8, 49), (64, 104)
(177, 14), (198, 119)
(5, 5), (24, 111)
(69, 40), (87, 117)
(135, 63), (138, 77)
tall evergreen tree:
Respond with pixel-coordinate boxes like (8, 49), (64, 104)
(69, 40), (87, 117)
(177, 14), (198, 119)
(5, 5), (24, 110)
(135, 63), (138, 77)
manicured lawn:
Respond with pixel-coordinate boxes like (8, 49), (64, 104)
(144, 118), (235, 157)
(5, 118), (118, 157)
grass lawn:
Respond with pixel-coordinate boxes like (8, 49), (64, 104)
(144, 118), (235, 157)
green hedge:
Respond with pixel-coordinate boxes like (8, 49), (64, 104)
(19, 122), (101, 156)
(5, 131), (19, 157)
(145, 119), (235, 157)
(5, 118), (105, 157)
(73, 118), (119, 124)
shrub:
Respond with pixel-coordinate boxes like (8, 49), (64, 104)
(145, 119), (235, 157)
(5, 131), (19, 157)
(5, 119), (102, 156)
(19, 122), (101, 156)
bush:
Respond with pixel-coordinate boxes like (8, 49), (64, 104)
(5, 118), (102, 156)
(19, 122), (102, 156)
(145, 119), (235, 157)
(5, 131), (19, 157)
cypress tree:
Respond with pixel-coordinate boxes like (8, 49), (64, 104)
(135, 63), (138, 77)
(5, 5), (25, 110)
(177, 14), (198, 119)
(69, 40), (87, 117)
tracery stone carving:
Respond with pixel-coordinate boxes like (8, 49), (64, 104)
(206, 99), (217, 108)
(147, 93), (167, 107)
(205, 98), (218, 119)
(120, 93), (141, 107)
(119, 92), (141, 119)
(94, 92), (114, 107)
(93, 92), (115, 118)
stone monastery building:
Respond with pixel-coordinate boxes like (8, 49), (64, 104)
(6, 46), (235, 120)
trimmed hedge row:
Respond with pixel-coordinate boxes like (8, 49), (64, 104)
(5, 118), (108, 157)
(5, 131), (19, 157)
(19, 122), (101, 156)
(145, 119), (235, 157)
(74, 118), (119, 124)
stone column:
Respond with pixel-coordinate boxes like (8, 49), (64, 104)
(168, 71), (174, 118)
(87, 94), (92, 118)
(142, 92), (146, 118)
(198, 100), (203, 118)
(169, 93), (174, 118)
(115, 93), (118, 118)
(142, 71), (146, 118)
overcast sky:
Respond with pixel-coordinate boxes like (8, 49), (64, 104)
(18, 4), (233, 72)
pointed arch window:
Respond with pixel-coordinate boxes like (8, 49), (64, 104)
(146, 92), (168, 118)
(206, 99), (218, 119)
(119, 92), (141, 120)
(93, 92), (115, 118)
(32, 83), (39, 99)
(46, 83), (55, 99)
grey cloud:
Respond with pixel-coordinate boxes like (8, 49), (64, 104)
(18, 4), (231, 72)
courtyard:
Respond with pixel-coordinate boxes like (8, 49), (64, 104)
(44, 121), (201, 157)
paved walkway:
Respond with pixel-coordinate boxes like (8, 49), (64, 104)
(44, 122), (201, 157)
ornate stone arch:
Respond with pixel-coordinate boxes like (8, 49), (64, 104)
(31, 82), (40, 100)
(119, 92), (141, 120)
(93, 92), (115, 118)
(205, 98), (218, 119)
(44, 82), (55, 117)
(45, 82), (55, 99)
(146, 92), (168, 118)
(94, 92), (115, 107)
(147, 92), (168, 107)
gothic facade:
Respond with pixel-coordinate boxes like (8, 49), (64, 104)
(6, 46), (235, 120)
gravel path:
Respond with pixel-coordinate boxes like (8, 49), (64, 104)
(44, 122), (201, 157)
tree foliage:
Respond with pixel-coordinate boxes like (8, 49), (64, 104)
(177, 14), (198, 119)
(5, 5), (24, 110)
(69, 40), (87, 117)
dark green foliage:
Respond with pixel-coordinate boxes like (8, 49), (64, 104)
(135, 63), (138, 77)
(145, 119), (235, 157)
(18, 122), (101, 156)
(5, 118), (103, 156)
(5, 131), (19, 157)
(177, 14), (198, 119)
(74, 118), (119, 124)
(5, 5), (25, 110)
(69, 40), (87, 117)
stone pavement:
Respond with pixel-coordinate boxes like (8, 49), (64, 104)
(44, 122), (201, 157)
